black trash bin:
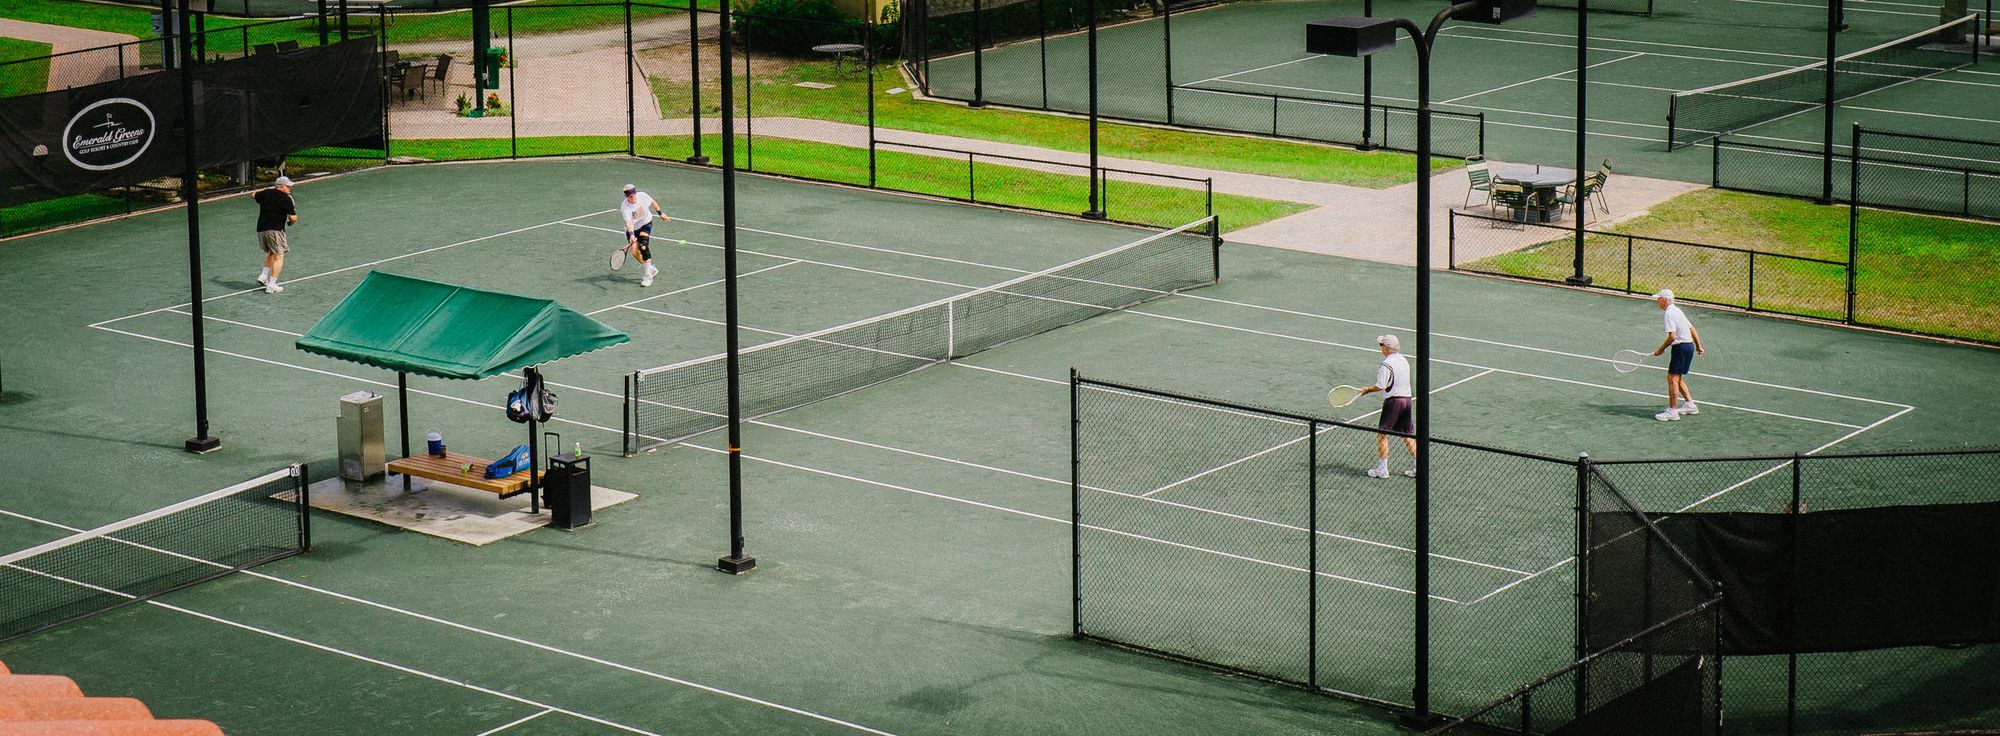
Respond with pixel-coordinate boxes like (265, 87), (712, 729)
(543, 452), (592, 529)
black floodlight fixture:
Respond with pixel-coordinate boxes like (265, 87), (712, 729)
(1306, 17), (1397, 57)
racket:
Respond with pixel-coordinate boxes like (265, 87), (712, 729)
(610, 243), (628, 271)
(1611, 349), (1652, 374)
(1328, 385), (1365, 408)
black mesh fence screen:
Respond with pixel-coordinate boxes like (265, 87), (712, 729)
(1579, 450), (2000, 736)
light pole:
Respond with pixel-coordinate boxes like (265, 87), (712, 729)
(1305, 0), (1535, 725)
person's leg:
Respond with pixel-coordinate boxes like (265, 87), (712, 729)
(269, 251), (285, 282)
(1401, 436), (1418, 477)
(1370, 434), (1390, 477)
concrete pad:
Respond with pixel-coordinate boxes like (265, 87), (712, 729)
(275, 475), (636, 546)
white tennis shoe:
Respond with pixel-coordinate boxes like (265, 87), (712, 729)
(1654, 408), (1680, 421)
(264, 282), (283, 294)
(1678, 401), (1699, 415)
(641, 264), (658, 288)
(1403, 468), (1417, 478)
(1366, 465), (1389, 478)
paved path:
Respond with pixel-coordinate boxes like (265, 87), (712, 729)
(0, 18), (139, 90)
(393, 107), (1701, 265)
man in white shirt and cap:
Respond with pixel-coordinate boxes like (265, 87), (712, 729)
(1356, 334), (1417, 478)
(619, 183), (666, 287)
(1649, 289), (1705, 421)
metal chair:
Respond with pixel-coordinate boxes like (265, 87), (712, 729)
(427, 55), (453, 97)
(1490, 183), (1531, 228)
(1463, 156), (1495, 211)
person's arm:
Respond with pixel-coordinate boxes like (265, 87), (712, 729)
(285, 196), (297, 225)
(1690, 325), (1704, 355)
(1652, 334), (1673, 356)
(1359, 362), (1391, 395)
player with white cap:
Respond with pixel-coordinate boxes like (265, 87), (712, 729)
(1648, 289), (1705, 421)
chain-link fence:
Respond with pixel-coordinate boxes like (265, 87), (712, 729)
(1072, 374), (1596, 717)
(1446, 210), (1851, 323)
(905, 0), (1486, 157)
(1583, 450), (2000, 736)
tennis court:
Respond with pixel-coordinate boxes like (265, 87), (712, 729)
(3, 157), (2000, 734)
(919, 0), (1999, 184)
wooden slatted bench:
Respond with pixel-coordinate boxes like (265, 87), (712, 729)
(387, 451), (533, 498)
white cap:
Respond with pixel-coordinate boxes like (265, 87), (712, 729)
(1377, 334), (1400, 350)
(1652, 289), (1674, 302)
(622, 183), (637, 194)
(273, 176), (294, 186)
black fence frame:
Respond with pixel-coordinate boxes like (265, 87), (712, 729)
(902, 0), (1487, 158)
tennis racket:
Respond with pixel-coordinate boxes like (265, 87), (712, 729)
(1328, 385), (1365, 408)
(610, 243), (628, 271)
(1611, 349), (1652, 374)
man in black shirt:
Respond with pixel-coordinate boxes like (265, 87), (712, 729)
(254, 176), (298, 294)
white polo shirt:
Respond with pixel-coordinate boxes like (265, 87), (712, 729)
(1663, 304), (1694, 344)
(1375, 352), (1413, 398)
(620, 192), (658, 231)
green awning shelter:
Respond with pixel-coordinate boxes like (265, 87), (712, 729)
(295, 271), (629, 507)
(296, 271), (628, 380)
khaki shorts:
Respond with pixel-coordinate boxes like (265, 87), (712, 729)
(259, 229), (289, 255)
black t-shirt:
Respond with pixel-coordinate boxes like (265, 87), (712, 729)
(254, 189), (295, 232)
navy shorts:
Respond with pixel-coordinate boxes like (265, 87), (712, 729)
(1378, 396), (1414, 434)
(1668, 342), (1695, 375)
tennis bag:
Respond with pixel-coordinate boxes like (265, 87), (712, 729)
(504, 373), (557, 424)
(483, 444), (533, 479)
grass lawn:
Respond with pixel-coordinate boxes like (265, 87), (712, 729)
(0, 36), (51, 96)
(643, 44), (1451, 189)
(0, 194), (132, 238)
(0, 0), (693, 51)
(306, 134), (1307, 231)
(1467, 189), (2000, 343)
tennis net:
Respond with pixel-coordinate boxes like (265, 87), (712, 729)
(624, 216), (1222, 453)
(1667, 16), (1979, 150)
(0, 465), (309, 642)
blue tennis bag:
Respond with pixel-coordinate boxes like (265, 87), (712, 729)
(484, 444), (533, 479)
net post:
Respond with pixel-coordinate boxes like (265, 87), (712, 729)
(1210, 216), (1222, 285)
(1070, 368), (1083, 637)
(1447, 211), (1456, 269)
(1846, 123), (1860, 324)
(1306, 420), (1319, 690)
(294, 463), (311, 552)
(1665, 100), (1677, 151)
(622, 373), (633, 456)
(1711, 139), (1721, 187)
(1574, 452), (1592, 720)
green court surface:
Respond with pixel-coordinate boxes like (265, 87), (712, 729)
(2, 158), (1999, 734)
(921, 0), (1999, 183)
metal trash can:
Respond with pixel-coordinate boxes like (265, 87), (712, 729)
(338, 391), (385, 481)
(544, 452), (592, 529)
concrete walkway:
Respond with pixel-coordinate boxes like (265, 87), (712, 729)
(0, 18), (139, 91)
(393, 107), (1701, 265)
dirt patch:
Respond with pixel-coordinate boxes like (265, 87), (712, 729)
(638, 38), (808, 117)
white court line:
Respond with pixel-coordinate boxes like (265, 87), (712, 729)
(678, 444), (1469, 605)
(88, 210), (614, 330)
(1128, 309), (1869, 429)
(1461, 402), (1916, 603)
(1137, 369), (1496, 500)
(1439, 52), (1645, 105)
(2, 408), (901, 735)
(1184, 55), (1323, 87)
(84, 320), (1462, 608)
(586, 260), (805, 316)
(638, 212), (1907, 412)
(476, 710), (556, 736)
(0, 557), (665, 736)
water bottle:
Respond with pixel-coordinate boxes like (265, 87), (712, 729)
(427, 430), (446, 457)
(573, 442), (585, 459)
